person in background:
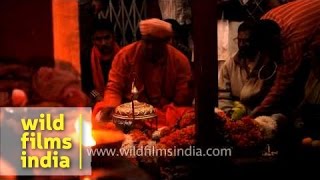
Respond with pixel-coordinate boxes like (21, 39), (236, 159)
(250, 0), (320, 117)
(218, 21), (260, 114)
(81, 19), (120, 105)
(93, 18), (194, 123)
(218, 20), (282, 118)
(164, 19), (192, 62)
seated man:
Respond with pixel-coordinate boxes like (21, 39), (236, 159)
(218, 20), (281, 118)
(93, 18), (194, 124)
(81, 19), (120, 105)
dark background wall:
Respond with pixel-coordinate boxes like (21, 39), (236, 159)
(0, 0), (54, 65)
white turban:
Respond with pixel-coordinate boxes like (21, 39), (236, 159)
(139, 18), (173, 39)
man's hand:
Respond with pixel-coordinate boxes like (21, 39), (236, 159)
(96, 107), (114, 122)
(249, 107), (267, 118)
(249, 108), (258, 118)
(92, 101), (116, 130)
(92, 101), (107, 120)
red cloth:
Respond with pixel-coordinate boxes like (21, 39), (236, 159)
(147, 103), (194, 128)
(91, 43), (120, 95)
(254, 0), (320, 115)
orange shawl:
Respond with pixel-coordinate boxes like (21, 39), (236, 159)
(91, 44), (120, 95)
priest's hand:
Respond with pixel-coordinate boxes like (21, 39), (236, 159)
(93, 101), (109, 121)
(93, 102), (114, 121)
(96, 107), (114, 122)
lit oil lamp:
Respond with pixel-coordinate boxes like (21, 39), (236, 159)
(131, 78), (139, 121)
(74, 116), (125, 169)
(111, 79), (158, 133)
(74, 118), (96, 147)
(74, 117), (124, 148)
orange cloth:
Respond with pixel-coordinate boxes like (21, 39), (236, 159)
(91, 44), (120, 95)
(101, 41), (194, 109)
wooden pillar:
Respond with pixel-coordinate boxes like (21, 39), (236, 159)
(191, 0), (229, 177)
(191, 0), (219, 148)
(52, 0), (80, 73)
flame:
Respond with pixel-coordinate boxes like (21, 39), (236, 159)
(74, 118), (96, 147)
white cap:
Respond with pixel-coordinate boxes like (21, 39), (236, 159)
(139, 18), (173, 40)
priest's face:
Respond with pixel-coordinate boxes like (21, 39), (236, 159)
(141, 37), (168, 63)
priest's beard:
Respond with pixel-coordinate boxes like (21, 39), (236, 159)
(145, 51), (165, 64)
